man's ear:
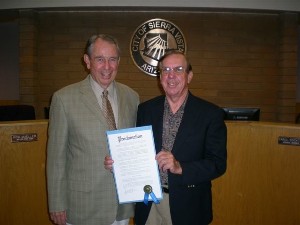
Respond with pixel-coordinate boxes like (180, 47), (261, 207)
(187, 71), (193, 84)
(83, 54), (90, 69)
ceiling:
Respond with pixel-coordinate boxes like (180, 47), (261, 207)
(0, 0), (300, 12)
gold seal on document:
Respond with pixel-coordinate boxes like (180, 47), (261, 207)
(143, 185), (152, 194)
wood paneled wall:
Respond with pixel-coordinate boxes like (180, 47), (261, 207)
(16, 9), (297, 122)
(0, 100), (19, 105)
(0, 121), (300, 224)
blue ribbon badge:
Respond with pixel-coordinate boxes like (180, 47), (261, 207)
(143, 185), (160, 205)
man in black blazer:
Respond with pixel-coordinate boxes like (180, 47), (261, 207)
(134, 50), (227, 225)
(105, 50), (227, 225)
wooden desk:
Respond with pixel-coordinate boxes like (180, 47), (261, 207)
(1, 121), (300, 225)
(212, 121), (300, 224)
(0, 120), (51, 225)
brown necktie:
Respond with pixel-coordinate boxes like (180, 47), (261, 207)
(102, 90), (116, 130)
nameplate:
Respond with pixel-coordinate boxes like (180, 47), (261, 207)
(11, 133), (38, 143)
(278, 136), (300, 146)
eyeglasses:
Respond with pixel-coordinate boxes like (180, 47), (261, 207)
(95, 56), (119, 65)
(160, 66), (186, 76)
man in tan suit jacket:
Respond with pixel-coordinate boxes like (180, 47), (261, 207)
(47, 34), (139, 225)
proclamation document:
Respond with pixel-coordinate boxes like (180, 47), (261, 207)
(106, 125), (162, 204)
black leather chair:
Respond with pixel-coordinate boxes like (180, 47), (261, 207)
(0, 105), (36, 121)
(296, 113), (300, 124)
(44, 106), (50, 119)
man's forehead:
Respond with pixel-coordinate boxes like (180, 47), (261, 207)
(162, 54), (186, 65)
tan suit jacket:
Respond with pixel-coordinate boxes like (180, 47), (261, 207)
(47, 76), (139, 225)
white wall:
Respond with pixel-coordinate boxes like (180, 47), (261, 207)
(0, 0), (300, 12)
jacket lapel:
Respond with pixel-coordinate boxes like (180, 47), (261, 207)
(151, 96), (165, 153)
(79, 76), (107, 124)
(172, 93), (198, 154)
(115, 83), (126, 128)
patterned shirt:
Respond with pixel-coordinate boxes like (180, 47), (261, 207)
(160, 95), (188, 185)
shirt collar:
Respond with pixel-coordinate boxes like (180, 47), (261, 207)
(89, 74), (116, 98)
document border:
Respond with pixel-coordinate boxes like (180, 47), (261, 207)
(106, 125), (162, 204)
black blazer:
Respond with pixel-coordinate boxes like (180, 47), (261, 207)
(134, 92), (227, 225)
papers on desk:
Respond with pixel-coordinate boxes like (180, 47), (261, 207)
(106, 125), (162, 204)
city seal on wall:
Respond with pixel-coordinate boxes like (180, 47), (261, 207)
(130, 18), (187, 76)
